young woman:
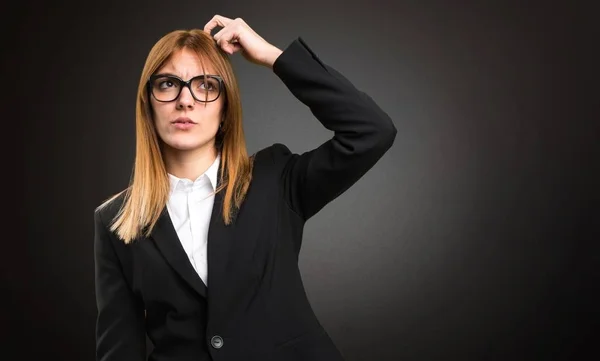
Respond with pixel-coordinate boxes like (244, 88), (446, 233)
(94, 14), (396, 361)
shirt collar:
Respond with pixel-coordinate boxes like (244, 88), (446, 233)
(204, 152), (220, 190)
(167, 153), (220, 192)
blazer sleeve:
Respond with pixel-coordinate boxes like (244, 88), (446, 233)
(272, 37), (397, 221)
(94, 210), (146, 361)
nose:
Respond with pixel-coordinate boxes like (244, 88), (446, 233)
(176, 86), (195, 109)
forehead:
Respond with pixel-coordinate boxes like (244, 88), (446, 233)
(156, 48), (217, 77)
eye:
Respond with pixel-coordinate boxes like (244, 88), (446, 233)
(158, 80), (176, 89)
(199, 81), (214, 90)
(194, 77), (219, 92)
(153, 76), (179, 90)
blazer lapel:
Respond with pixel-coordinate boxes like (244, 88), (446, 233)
(149, 155), (236, 303)
(151, 208), (208, 298)
(205, 174), (244, 333)
(206, 182), (234, 298)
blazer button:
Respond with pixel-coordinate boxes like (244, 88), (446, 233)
(211, 335), (224, 349)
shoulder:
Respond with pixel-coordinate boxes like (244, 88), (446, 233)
(94, 189), (127, 225)
(253, 142), (296, 164)
(251, 143), (299, 174)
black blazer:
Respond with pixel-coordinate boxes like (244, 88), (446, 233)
(94, 37), (397, 361)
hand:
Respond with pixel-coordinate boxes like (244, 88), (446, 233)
(204, 15), (283, 69)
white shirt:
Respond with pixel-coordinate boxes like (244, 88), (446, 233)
(166, 154), (220, 287)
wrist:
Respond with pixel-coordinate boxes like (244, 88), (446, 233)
(263, 46), (283, 69)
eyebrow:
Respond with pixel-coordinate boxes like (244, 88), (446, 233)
(153, 72), (216, 78)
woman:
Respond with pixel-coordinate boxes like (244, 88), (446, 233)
(94, 14), (396, 361)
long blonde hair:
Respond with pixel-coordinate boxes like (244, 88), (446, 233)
(98, 29), (253, 244)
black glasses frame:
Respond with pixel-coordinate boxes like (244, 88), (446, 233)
(147, 74), (225, 103)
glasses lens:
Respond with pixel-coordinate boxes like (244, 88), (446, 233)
(190, 76), (221, 102)
(151, 76), (181, 102)
(150, 75), (222, 102)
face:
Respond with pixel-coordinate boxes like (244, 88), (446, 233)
(150, 48), (224, 153)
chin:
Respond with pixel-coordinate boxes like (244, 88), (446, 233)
(164, 137), (213, 152)
(167, 143), (204, 152)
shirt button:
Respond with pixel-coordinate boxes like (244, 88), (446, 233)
(211, 335), (224, 349)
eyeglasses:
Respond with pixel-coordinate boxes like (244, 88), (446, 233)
(148, 74), (225, 103)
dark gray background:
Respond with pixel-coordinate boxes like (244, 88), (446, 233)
(8, 1), (597, 360)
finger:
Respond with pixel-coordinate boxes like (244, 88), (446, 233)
(212, 26), (231, 42)
(213, 26), (240, 46)
(225, 42), (242, 55)
(203, 14), (234, 35)
(217, 36), (241, 54)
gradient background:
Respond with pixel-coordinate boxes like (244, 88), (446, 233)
(9, 1), (597, 360)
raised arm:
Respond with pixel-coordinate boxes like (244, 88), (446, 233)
(201, 16), (396, 221)
(272, 37), (397, 221)
(94, 210), (146, 361)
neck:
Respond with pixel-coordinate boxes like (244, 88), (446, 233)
(163, 142), (218, 181)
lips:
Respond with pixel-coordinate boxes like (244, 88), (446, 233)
(172, 117), (196, 124)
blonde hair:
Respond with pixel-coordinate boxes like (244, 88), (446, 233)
(97, 29), (253, 244)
